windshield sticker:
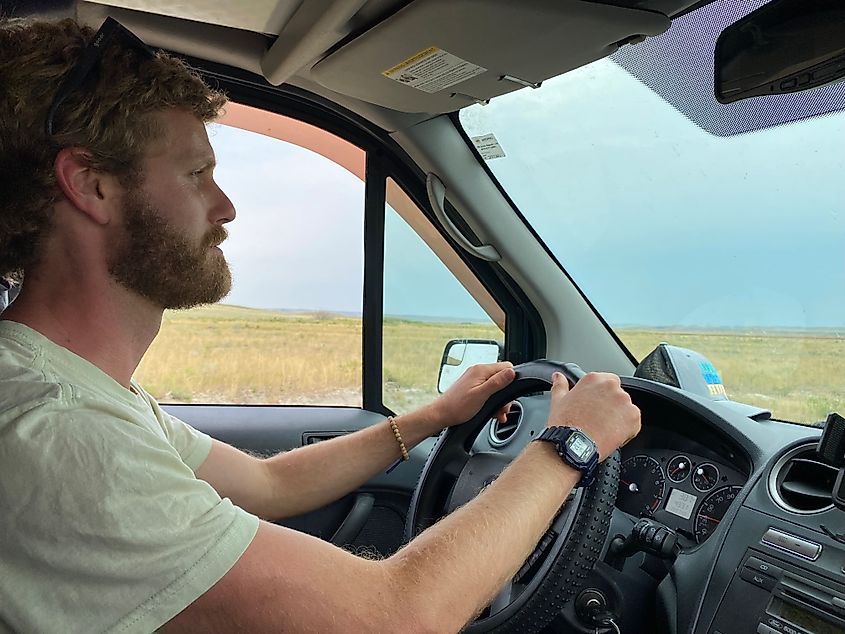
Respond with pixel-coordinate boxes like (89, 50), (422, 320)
(471, 133), (506, 160)
(382, 47), (486, 94)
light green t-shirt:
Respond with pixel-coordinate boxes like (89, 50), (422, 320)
(0, 321), (259, 633)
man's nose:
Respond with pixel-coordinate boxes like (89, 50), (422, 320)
(212, 180), (236, 224)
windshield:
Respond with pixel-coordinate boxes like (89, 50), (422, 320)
(459, 1), (845, 424)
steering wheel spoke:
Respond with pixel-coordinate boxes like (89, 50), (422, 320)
(488, 579), (515, 615)
(442, 451), (469, 478)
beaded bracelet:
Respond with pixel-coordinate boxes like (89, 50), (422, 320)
(386, 416), (409, 474)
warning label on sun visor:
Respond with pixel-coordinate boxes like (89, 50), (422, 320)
(382, 47), (486, 93)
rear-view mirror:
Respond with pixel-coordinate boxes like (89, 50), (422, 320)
(437, 339), (502, 393)
(715, 0), (845, 104)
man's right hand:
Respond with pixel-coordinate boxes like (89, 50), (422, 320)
(546, 371), (641, 460)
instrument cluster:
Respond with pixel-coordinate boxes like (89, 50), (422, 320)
(616, 449), (745, 543)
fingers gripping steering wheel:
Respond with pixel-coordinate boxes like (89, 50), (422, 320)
(404, 361), (621, 633)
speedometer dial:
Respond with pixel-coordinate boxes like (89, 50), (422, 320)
(694, 485), (742, 543)
(617, 455), (666, 517)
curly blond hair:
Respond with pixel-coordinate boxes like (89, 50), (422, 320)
(0, 17), (227, 281)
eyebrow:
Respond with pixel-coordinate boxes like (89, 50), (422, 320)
(196, 157), (217, 170)
(177, 153), (216, 170)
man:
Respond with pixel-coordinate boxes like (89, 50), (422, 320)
(0, 16), (641, 633)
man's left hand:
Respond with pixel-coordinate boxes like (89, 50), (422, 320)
(429, 362), (516, 428)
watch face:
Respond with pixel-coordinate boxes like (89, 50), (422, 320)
(566, 431), (595, 461)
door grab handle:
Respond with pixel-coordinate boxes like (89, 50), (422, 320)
(426, 173), (501, 262)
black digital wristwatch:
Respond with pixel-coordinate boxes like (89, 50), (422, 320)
(534, 426), (600, 487)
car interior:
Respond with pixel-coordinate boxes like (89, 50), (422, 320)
(5, 0), (845, 633)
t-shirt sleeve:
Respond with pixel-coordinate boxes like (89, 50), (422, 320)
(133, 382), (212, 471)
(0, 402), (259, 634)
(159, 409), (213, 471)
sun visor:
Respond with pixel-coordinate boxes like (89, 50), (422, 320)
(310, 0), (670, 113)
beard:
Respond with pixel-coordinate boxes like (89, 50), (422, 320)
(108, 189), (232, 310)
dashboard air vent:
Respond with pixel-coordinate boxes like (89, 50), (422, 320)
(488, 402), (523, 446)
(769, 444), (837, 514)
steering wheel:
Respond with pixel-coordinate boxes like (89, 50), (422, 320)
(404, 360), (621, 633)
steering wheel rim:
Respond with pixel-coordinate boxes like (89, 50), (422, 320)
(404, 360), (621, 634)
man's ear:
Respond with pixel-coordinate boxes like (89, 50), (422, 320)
(53, 147), (122, 226)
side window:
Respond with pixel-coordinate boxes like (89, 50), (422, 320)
(383, 178), (504, 414)
(136, 103), (366, 406)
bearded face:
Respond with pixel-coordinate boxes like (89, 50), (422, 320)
(108, 188), (232, 309)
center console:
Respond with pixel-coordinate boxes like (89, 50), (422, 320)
(709, 537), (845, 634)
(697, 482), (845, 634)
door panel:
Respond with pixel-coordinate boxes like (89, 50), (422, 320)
(164, 404), (434, 556)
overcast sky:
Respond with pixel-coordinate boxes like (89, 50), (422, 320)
(460, 59), (845, 330)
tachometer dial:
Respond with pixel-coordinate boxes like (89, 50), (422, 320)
(692, 463), (720, 492)
(617, 455), (666, 517)
(667, 455), (692, 483)
(694, 485), (742, 543)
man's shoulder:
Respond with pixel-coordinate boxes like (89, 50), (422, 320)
(0, 321), (64, 405)
(0, 321), (163, 429)
(0, 372), (162, 460)
(0, 368), (67, 423)
(0, 320), (123, 399)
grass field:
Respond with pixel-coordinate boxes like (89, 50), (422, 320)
(135, 304), (845, 424)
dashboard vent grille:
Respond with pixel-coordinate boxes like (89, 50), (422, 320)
(489, 402), (523, 446)
(769, 444), (837, 514)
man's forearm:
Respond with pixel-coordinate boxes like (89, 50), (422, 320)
(172, 441), (581, 634)
(382, 441), (578, 632)
(260, 406), (444, 519)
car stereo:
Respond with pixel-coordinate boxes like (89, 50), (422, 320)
(709, 547), (845, 634)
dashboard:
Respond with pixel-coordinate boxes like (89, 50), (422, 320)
(617, 448), (746, 544)
(604, 381), (845, 634)
(610, 385), (754, 551)
(473, 376), (845, 633)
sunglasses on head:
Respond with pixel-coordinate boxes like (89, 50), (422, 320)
(45, 17), (155, 137)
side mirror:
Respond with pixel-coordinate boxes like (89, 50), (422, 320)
(437, 339), (502, 393)
(715, 0), (845, 103)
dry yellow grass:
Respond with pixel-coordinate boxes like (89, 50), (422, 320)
(135, 305), (844, 423)
(136, 305), (364, 405)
